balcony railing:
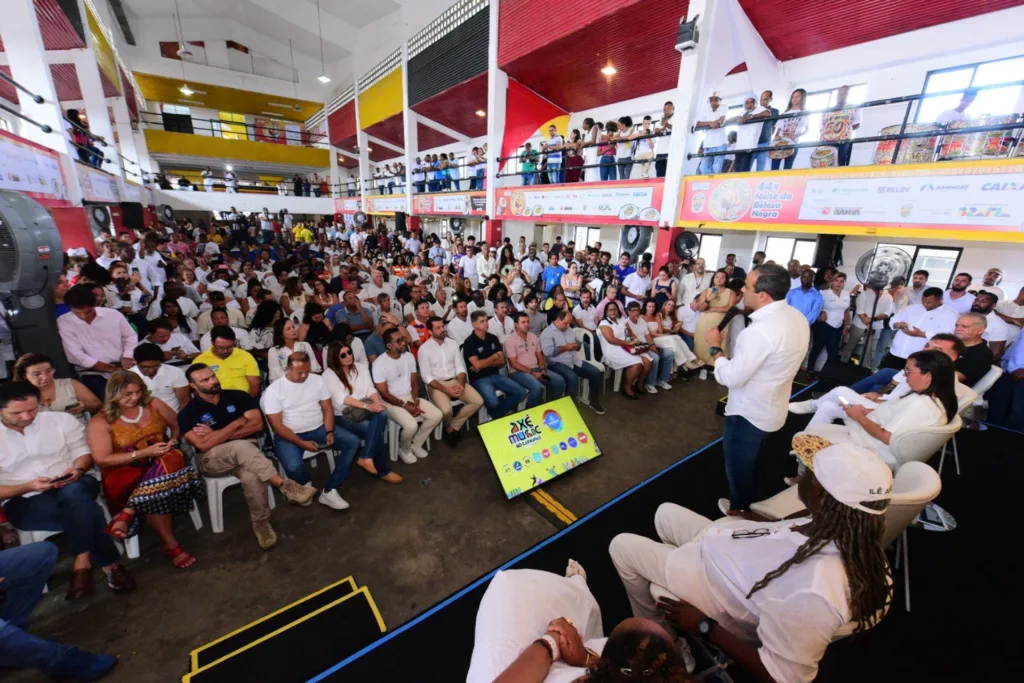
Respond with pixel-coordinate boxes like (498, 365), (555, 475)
(139, 111), (328, 149)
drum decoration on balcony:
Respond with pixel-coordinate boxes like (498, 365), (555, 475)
(768, 138), (795, 160)
(810, 147), (837, 168)
(937, 115), (1021, 160)
(873, 124), (940, 165)
(821, 110), (856, 143)
(769, 117), (804, 159)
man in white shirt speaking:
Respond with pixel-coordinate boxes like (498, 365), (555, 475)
(609, 442), (894, 683)
(704, 264), (809, 515)
(417, 317), (483, 447)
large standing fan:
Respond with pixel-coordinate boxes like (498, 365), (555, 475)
(852, 245), (913, 364)
(672, 231), (700, 261)
(353, 211), (368, 227)
(619, 226), (653, 262)
(0, 191), (71, 376)
(157, 204), (175, 225)
(450, 217), (464, 235)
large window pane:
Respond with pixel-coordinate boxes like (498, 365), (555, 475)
(793, 239), (817, 267)
(973, 57), (1024, 87)
(764, 236), (795, 266)
(697, 234), (723, 269)
(919, 94), (963, 123)
(912, 247), (961, 289)
(925, 68), (974, 94)
(973, 85), (1023, 118)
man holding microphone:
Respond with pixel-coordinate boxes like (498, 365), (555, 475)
(705, 264), (808, 516)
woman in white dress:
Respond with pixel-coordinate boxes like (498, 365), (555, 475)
(642, 300), (699, 373)
(279, 277), (308, 323)
(597, 303), (649, 400)
(267, 318), (321, 382)
(581, 118), (601, 182)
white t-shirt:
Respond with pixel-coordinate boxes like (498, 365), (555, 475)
(700, 103), (728, 147)
(735, 106), (769, 149)
(487, 315), (515, 343)
(852, 290), (894, 331)
(820, 289), (851, 328)
(984, 311), (1011, 344)
(446, 316), (475, 345)
(133, 363), (188, 412)
(621, 272), (652, 305)
(545, 134), (564, 163)
(200, 327), (253, 352)
(572, 304), (598, 331)
(851, 393), (946, 467)
(371, 351), (417, 398)
(321, 364), (376, 415)
(267, 341), (321, 382)
(262, 374), (330, 434)
(944, 291), (975, 315)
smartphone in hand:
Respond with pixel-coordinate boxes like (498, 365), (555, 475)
(49, 472), (74, 484)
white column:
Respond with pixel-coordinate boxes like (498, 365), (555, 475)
(329, 145), (341, 200)
(660, 0), (717, 228)
(401, 41), (416, 213)
(110, 95), (142, 184)
(354, 76), (369, 204)
(73, 49), (124, 185)
(484, 0), (508, 220)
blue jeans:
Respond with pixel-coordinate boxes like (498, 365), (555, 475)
(510, 369), (565, 408)
(871, 327), (897, 370)
(274, 424), (358, 490)
(809, 321), (843, 372)
(616, 158), (632, 180)
(2, 477), (120, 568)
(415, 182), (425, 193)
(476, 168), (485, 188)
(335, 411), (391, 479)
(754, 146), (770, 172)
(547, 163), (562, 184)
(0, 543), (87, 674)
(723, 415), (768, 511)
(850, 367), (899, 394)
(836, 142), (854, 166)
(599, 156), (616, 181)
(472, 374), (530, 419)
(522, 172), (536, 185)
(546, 361), (603, 400)
(699, 144), (727, 174)
(646, 348), (674, 386)
(771, 153), (797, 170)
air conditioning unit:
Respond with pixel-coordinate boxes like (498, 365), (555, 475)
(675, 15), (699, 53)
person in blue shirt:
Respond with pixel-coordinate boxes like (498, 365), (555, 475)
(986, 329), (1024, 430)
(541, 253), (566, 296)
(786, 268), (824, 327)
(613, 253), (635, 284)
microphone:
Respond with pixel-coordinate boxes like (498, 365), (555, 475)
(717, 305), (743, 332)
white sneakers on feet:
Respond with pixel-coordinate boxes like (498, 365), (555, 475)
(646, 385), (658, 394)
(658, 381), (673, 391)
(788, 399), (817, 414)
(410, 444), (429, 459)
(699, 369), (708, 380)
(397, 449), (417, 465)
(318, 489), (350, 510)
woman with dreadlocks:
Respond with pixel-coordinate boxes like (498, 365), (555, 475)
(610, 442), (893, 683)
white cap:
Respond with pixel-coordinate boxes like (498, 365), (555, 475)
(804, 443), (893, 515)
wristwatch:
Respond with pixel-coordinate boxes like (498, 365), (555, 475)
(697, 617), (717, 637)
(708, 346), (723, 357)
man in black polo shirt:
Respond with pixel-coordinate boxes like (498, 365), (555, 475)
(462, 311), (529, 420)
(179, 364), (316, 550)
(953, 313), (995, 387)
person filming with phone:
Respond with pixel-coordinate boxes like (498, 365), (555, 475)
(0, 382), (134, 599)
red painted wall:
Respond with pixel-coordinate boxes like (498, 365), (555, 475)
(498, 0), (640, 66)
(328, 100), (357, 147)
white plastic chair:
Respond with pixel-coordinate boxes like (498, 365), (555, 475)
(939, 366), (1003, 476)
(574, 328), (605, 401)
(124, 501), (204, 559)
(205, 475), (276, 534)
(885, 461), (943, 611)
(387, 413), (431, 462)
(433, 399), (471, 441)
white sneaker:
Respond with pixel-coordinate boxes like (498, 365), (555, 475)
(410, 444), (429, 459)
(718, 497), (731, 516)
(658, 381), (673, 391)
(645, 385), (658, 394)
(788, 399), (817, 414)
(398, 449), (417, 465)
(699, 369), (708, 380)
(318, 489), (350, 510)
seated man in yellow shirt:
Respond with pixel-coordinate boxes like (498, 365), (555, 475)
(296, 225), (314, 244)
(192, 326), (261, 397)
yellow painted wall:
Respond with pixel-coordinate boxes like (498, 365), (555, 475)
(86, 4), (120, 94)
(358, 68), (404, 130)
(144, 130), (329, 167)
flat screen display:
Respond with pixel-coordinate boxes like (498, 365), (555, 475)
(478, 396), (602, 499)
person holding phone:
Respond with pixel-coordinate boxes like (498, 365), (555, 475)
(13, 353), (101, 425)
(693, 270), (738, 366)
(0, 382), (134, 599)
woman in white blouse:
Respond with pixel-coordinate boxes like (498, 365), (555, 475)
(800, 349), (958, 470)
(642, 300), (700, 372)
(267, 318), (321, 382)
(321, 341), (400, 482)
(597, 303), (649, 400)
(808, 272), (851, 376)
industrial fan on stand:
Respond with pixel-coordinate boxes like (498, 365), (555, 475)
(849, 245), (913, 371)
(673, 231), (701, 263)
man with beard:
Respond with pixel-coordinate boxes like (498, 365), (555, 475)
(979, 267), (1005, 302)
(971, 291), (1009, 362)
(908, 269), (929, 305)
(944, 272), (975, 315)
(179, 364), (316, 548)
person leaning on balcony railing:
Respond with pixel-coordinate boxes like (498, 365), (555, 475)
(695, 92), (728, 175)
(772, 88), (809, 170)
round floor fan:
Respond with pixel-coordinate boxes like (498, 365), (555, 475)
(673, 231), (700, 261)
(855, 245), (913, 289)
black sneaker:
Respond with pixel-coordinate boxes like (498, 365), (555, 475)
(588, 400), (606, 415)
(445, 429), (458, 447)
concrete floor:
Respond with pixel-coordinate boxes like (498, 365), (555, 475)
(10, 378), (727, 683)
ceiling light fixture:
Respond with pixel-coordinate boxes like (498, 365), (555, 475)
(225, 165), (233, 171)
(601, 65), (617, 76)
(475, 110), (486, 117)
(179, 85), (194, 96)
(315, 0), (331, 84)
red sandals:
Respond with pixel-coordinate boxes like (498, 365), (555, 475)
(162, 545), (197, 569)
(104, 510), (135, 540)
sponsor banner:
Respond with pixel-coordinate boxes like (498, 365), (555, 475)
(364, 196), (408, 215)
(678, 163), (1024, 233)
(495, 179), (665, 225)
(254, 117), (287, 144)
(76, 164), (121, 203)
(0, 130), (71, 207)
(412, 191), (487, 216)
(478, 396), (602, 500)
(334, 197), (362, 214)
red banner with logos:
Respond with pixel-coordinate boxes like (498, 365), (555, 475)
(678, 163), (1024, 234)
(495, 179), (665, 225)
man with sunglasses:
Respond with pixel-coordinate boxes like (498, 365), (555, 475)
(372, 329), (442, 464)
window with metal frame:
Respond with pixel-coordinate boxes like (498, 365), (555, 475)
(573, 227), (602, 250)
(915, 55), (1024, 124)
(695, 233), (723, 269)
(763, 236), (818, 268)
